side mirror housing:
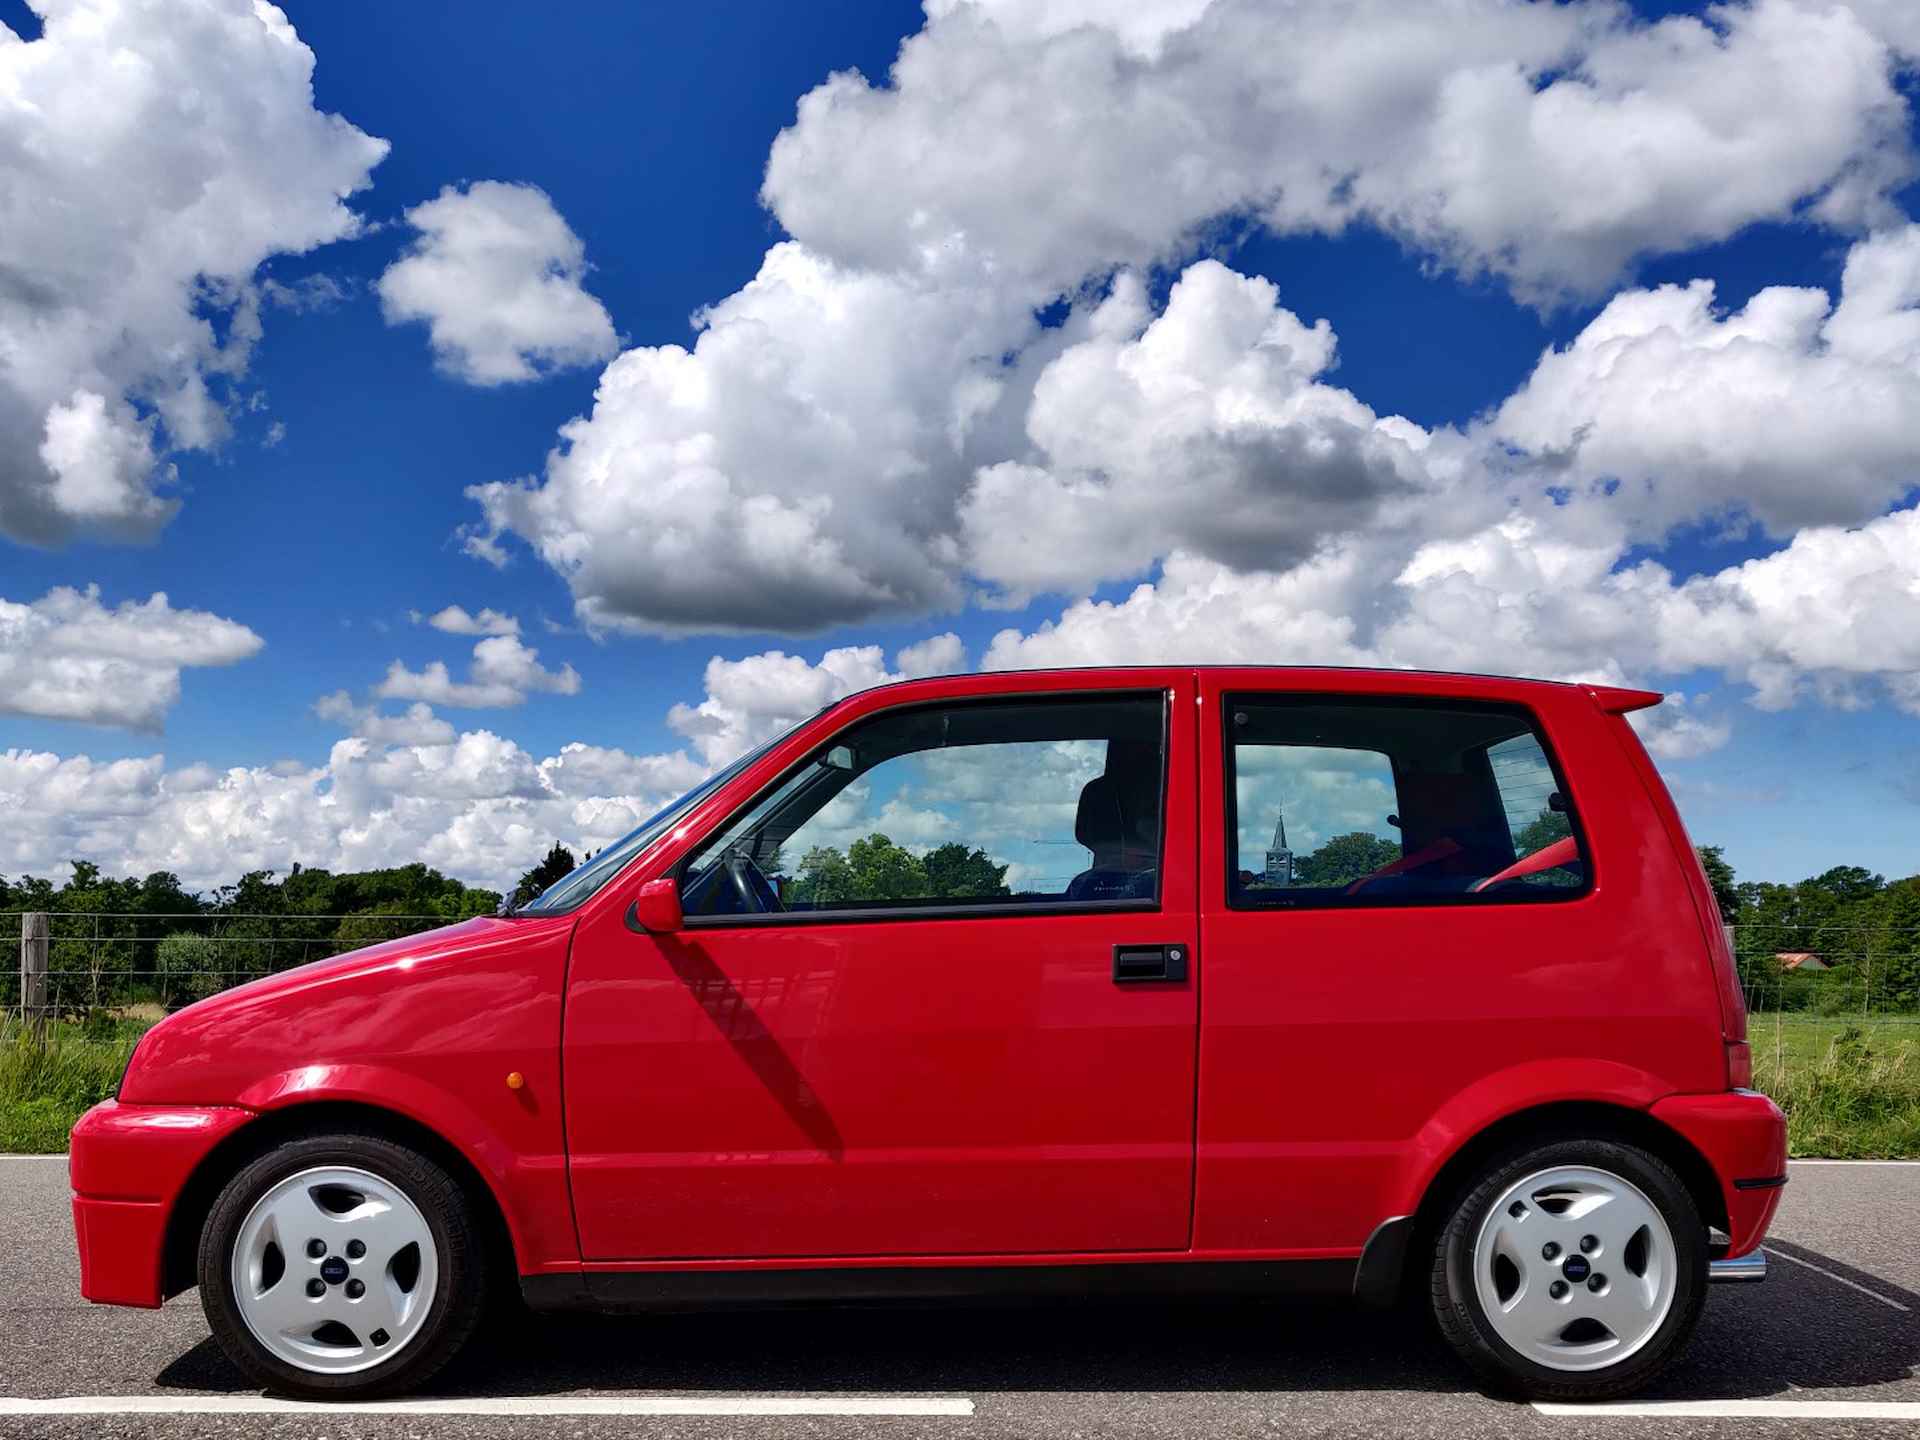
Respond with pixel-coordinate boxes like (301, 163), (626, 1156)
(625, 877), (683, 934)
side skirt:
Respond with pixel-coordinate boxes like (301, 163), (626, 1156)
(523, 1258), (1359, 1315)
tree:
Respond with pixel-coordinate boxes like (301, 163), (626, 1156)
(1293, 832), (1402, 887)
(784, 845), (856, 907)
(1513, 808), (1572, 857)
(513, 845), (576, 907)
(846, 834), (929, 901)
(1696, 845), (1739, 923)
(922, 843), (1010, 899)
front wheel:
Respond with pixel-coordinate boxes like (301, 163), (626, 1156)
(1430, 1138), (1707, 1401)
(198, 1131), (490, 1399)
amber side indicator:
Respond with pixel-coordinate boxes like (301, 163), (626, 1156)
(505, 1071), (526, 1091)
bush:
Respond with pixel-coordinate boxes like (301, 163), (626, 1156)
(155, 933), (226, 1010)
(1754, 1020), (1920, 1159)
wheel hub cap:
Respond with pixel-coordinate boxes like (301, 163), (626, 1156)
(1471, 1165), (1677, 1373)
(231, 1165), (439, 1375)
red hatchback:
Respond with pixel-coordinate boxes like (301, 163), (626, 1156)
(70, 667), (1785, 1401)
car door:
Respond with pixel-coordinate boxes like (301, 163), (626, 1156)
(562, 675), (1200, 1262)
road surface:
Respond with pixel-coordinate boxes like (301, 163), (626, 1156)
(2, 1156), (1914, 1437)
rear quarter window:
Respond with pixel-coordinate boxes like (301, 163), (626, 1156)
(1226, 695), (1589, 909)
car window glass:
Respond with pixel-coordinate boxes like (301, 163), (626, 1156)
(681, 695), (1165, 919)
(1234, 744), (1400, 894)
(1227, 697), (1586, 908)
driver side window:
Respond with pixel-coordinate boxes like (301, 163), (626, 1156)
(680, 694), (1166, 921)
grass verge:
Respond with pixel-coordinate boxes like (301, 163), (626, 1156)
(0, 1016), (143, 1152)
(1750, 1014), (1920, 1159)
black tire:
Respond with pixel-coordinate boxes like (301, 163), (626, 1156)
(1430, 1138), (1707, 1402)
(197, 1130), (490, 1400)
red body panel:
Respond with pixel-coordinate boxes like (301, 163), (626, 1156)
(1651, 1090), (1789, 1255)
(69, 1099), (256, 1306)
(68, 666), (1785, 1309)
(115, 913), (579, 1273)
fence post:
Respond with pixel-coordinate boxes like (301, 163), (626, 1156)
(20, 911), (49, 1027)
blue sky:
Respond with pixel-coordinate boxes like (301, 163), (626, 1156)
(3, 0), (1919, 891)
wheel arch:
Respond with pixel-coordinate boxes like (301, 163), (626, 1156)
(1357, 1100), (1727, 1307)
(161, 1100), (519, 1302)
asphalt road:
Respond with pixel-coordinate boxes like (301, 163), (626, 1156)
(1, 1158), (1914, 1438)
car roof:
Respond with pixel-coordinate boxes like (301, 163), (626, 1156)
(831, 666), (1662, 715)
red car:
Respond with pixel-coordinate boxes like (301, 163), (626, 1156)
(70, 667), (1785, 1401)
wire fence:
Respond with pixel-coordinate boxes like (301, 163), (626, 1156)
(3, 909), (469, 1025)
(4, 910), (1918, 1029)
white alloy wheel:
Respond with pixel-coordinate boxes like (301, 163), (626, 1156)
(1470, 1164), (1678, 1373)
(230, 1164), (441, 1375)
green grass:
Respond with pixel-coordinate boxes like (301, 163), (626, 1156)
(3, 1012), (1917, 1157)
(1749, 1014), (1920, 1159)
(0, 1016), (144, 1153)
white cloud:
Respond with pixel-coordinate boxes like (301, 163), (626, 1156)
(378, 181), (618, 385)
(375, 634), (581, 709)
(475, 2), (1920, 639)
(765, 0), (1911, 301)
(983, 501), (1920, 725)
(0, 585), (263, 731)
(1493, 224), (1920, 538)
(896, 632), (967, 679)
(422, 604), (519, 637)
(0, 0), (387, 545)
(313, 692), (456, 747)
(465, 241), (1031, 634)
(961, 262), (1436, 601)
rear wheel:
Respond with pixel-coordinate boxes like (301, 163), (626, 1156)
(198, 1131), (489, 1399)
(1431, 1138), (1706, 1401)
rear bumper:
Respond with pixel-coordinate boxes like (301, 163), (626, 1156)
(69, 1099), (254, 1308)
(1650, 1089), (1788, 1258)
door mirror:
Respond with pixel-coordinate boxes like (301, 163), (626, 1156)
(625, 877), (684, 934)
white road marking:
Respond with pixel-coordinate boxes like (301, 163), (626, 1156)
(1537, 1400), (1920, 1420)
(1787, 1159), (1920, 1167)
(0, 1395), (974, 1417)
(1764, 1246), (1910, 1312)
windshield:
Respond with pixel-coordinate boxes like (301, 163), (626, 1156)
(512, 723), (801, 916)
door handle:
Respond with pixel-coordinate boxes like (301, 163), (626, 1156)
(1113, 944), (1189, 983)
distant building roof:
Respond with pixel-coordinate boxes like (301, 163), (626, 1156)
(1775, 952), (1829, 971)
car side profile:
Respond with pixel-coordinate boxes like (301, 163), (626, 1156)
(69, 666), (1786, 1401)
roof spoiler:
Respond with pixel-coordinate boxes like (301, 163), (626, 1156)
(1585, 685), (1663, 715)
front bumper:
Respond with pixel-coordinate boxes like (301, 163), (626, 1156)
(1651, 1088), (1789, 1259)
(69, 1099), (254, 1308)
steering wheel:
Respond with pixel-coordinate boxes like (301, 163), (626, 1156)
(722, 849), (784, 914)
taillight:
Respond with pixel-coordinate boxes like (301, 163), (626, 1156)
(1727, 1040), (1753, 1090)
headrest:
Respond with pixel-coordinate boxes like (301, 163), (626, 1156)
(1076, 774), (1125, 853)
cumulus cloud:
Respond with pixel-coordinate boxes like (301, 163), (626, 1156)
(766, 0), (1912, 300)
(465, 242), (1030, 634)
(0, 0), (387, 545)
(983, 501), (1920, 726)
(962, 263), (1435, 600)
(1494, 224), (1920, 537)
(378, 181), (618, 385)
(422, 605), (519, 637)
(0, 585), (263, 731)
(375, 634), (581, 709)
(473, 1), (1920, 640)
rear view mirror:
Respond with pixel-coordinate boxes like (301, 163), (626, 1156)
(625, 877), (684, 934)
(823, 744), (856, 771)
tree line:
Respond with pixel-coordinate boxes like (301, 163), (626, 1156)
(4, 832), (1916, 1018)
